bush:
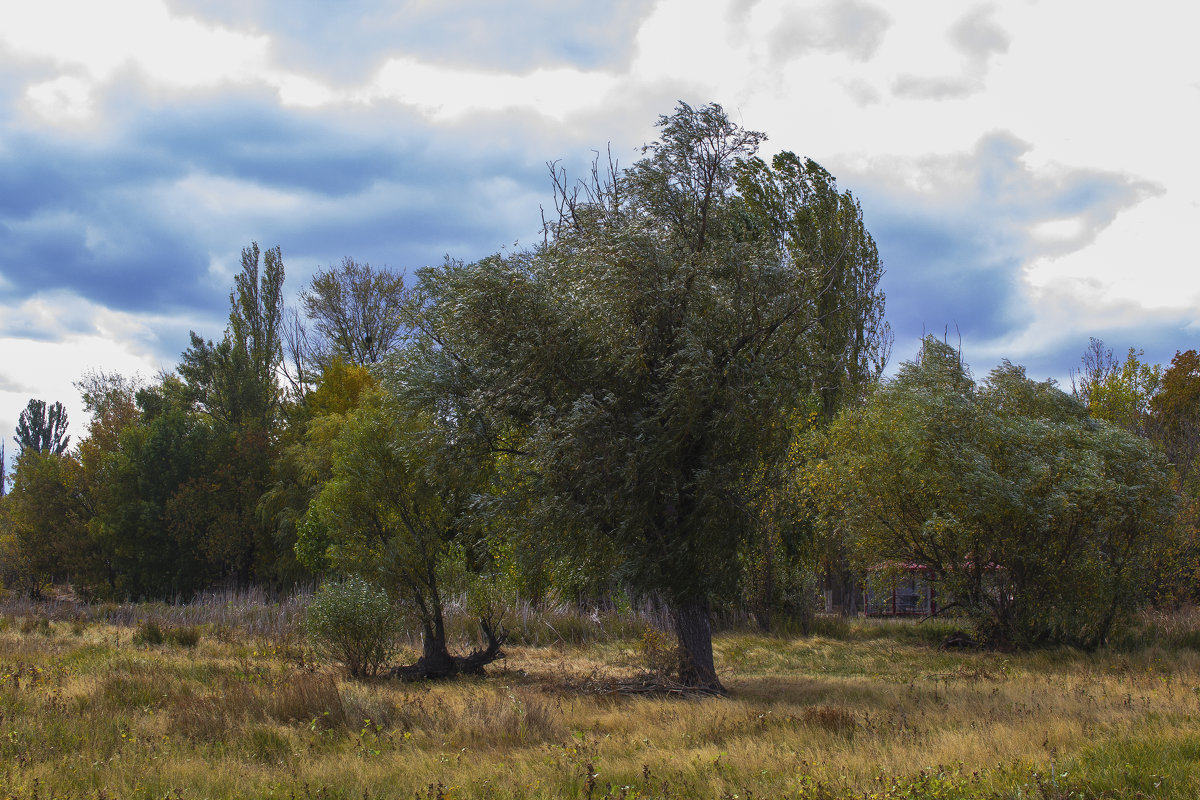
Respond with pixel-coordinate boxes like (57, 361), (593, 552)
(305, 577), (403, 677)
(133, 619), (164, 645)
(165, 624), (201, 648)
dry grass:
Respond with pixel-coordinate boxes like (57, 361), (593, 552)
(0, 603), (1199, 798)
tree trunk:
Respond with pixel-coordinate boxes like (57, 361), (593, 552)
(671, 600), (726, 694)
(388, 619), (506, 681)
(418, 620), (456, 675)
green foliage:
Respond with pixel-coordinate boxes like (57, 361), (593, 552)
(1145, 350), (1200, 603)
(179, 242), (285, 433)
(296, 382), (491, 669)
(13, 398), (70, 457)
(305, 577), (402, 677)
(401, 102), (877, 688)
(1072, 337), (1162, 435)
(815, 337), (1176, 649)
(86, 385), (220, 597)
(133, 619), (164, 645)
(3, 449), (98, 594)
(301, 258), (408, 367)
(737, 152), (891, 422)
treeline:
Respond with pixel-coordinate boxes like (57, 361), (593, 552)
(0, 104), (1191, 691)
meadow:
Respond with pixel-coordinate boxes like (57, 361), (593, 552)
(1, 592), (1199, 799)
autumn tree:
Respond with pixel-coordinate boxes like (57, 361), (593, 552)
(1151, 350), (1200, 487)
(1144, 350), (1200, 602)
(1072, 337), (1162, 436)
(261, 358), (378, 585)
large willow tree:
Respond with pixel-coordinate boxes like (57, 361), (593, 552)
(403, 103), (886, 692)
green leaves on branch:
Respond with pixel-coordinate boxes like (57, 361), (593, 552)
(306, 576), (403, 677)
(814, 337), (1176, 649)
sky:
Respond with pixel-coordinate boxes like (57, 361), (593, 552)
(1, 0), (1198, 469)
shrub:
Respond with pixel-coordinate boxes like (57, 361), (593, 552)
(305, 577), (403, 677)
(165, 625), (201, 648)
(638, 626), (680, 677)
(133, 619), (164, 645)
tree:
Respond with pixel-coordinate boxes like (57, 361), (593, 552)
(738, 152), (890, 422)
(1071, 338), (1162, 436)
(405, 103), (863, 691)
(3, 449), (96, 594)
(86, 380), (218, 597)
(14, 399), (70, 456)
(1144, 350), (1200, 602)
(1150, 350), (1200, 488)
(301, 258), (408, 368)
(296, 385), (503, 679)
(734, 154), (891, 629)
(178, 242), (285, 433)
(814, 337), (1176, 648)
(260, 358), (378, 586)
(173, 243), (287, 584)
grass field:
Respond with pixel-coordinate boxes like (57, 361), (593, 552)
(1, 596), (1199, 799)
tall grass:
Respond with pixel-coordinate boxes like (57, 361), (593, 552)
(1, 593), (1199, 798)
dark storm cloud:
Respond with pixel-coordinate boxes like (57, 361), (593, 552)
(165, 0), (652, 80)
(0, 119), (224, 314)
(842, 132), (1159, 349)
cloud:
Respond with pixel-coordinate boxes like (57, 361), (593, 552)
(0, 373), (34, 394)
(165, 0), (653, 79)
(891, 74), (974, 100)
(768, 0), (893, 63)
(892, 4), (1009, 100)
(0, 294), (197, 465)
(949, 4), (1009, 60)
(0, 75), (580, 324)
(362, 58), (620, 122)
(846, 131), (1157, 351)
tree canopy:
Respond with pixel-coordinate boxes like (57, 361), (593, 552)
(14, 399), (70, 457)
(814, 337), (1176, 648)
(400, 101), (888, 690)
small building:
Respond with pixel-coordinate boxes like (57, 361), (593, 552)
(863, 562), (936, 617)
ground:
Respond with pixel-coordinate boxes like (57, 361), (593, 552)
(1, 597), (1198, 799)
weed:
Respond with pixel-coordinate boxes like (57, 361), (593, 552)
(165, 625), (201, 648)
(133, 620), (164, 646)
(802, 705), (857, 737)
(244, 723), (293, 764)
(639, 627), (679, 677)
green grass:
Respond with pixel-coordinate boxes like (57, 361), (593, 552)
(0, 601), (1198, 798)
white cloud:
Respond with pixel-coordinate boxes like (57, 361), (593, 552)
(0, 292), (184, 458)
(1024, 195), (1200, 311)
(1, 0), (338, 118)
(362, 57), (619, 122)
(24, 75), (94, 121)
